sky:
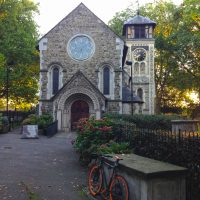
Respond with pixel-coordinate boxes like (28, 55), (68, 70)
(33, 0), (183, 36)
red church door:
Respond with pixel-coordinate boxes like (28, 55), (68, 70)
(71, 100), (89, 130)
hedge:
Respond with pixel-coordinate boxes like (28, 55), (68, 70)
(104, 113), (181, 130)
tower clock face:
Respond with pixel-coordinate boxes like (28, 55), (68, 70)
(67, 34), (95, 61)
(133, 48), (146, 61)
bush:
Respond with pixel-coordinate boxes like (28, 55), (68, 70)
(97, 141), (131, 154)
(75, 117), (113, 151)
(21, 114), (37, 125)
(0, 114), (10, 133)
(74, 117), (133, 164)
(37, 114), (53, 129)
(105, 113), (181, 130)
(111, 119), (136, 141)
(21, 114), (53, 129)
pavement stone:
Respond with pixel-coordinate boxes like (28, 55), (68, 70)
(0, 129), (89, 200)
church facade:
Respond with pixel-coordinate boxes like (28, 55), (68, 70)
(38, 3), (156, 132)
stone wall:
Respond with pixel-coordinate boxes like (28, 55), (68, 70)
(39, 3), (123, 102)
(125, 40), (156, 114)
(106, 101), (121, 113)
(103, 154), (187, 200)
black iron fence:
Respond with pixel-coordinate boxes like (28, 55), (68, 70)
(115, 127), (200, 200)
(0, 110), (34, 129)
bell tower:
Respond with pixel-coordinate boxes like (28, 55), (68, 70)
(123, 11), (156, 114)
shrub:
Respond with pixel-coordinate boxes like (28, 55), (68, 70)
(0, 114), (10, 133)
(21, 114), (37, 125)
(75, 117), (135, 164)
(111, 119), (136, 141)
(21, 114), (53, 129)
(37, 114), (53, 129)
(75, 117), (115, 163)
(97, 141), (131, 154)
(105, 113), (181, 130)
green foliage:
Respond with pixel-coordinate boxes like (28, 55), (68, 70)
(0, 113), (9, 133)
(0, 113), (9, 125)
(141, 0), (200, 111)
(75, 117), (132, 164)
(21, 114), (53, 129)
(97, 141), (131, 154)
(108, 8), (134, 36)
(21, 181), (42, 200)
(111, 119), (136, 140)
(21, 114), (37, 125)
(108, 0), (200, 113)
(75, 117), (113, 151)
(105, 113), (181, 130)
(0, 0), (39, 107)
(36, 114), (53, 129)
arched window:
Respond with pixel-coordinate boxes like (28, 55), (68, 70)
(103, 66), (110, 95)
(134, 63), (139, 75)
(137, 88), (143, 100)
(140, 62), (145, 74)
(52, 67), (59, 95)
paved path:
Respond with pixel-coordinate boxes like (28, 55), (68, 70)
(0, 129), (88, 200)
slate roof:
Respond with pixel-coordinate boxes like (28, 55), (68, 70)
(124, 14), (156, 26)
(122, 12), (156, 36)
(122, 86), (143, 103)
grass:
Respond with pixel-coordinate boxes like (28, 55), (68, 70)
(21, 182), (43, 200)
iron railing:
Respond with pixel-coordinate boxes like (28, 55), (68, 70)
(116, 127), (200, 200)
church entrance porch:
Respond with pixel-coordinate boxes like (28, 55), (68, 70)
(71, 100), (89, 130)
(50, 71), (106, 132)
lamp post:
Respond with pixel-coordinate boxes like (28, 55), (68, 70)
(125, 60), (133, 115)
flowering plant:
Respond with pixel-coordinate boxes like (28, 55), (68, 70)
(74, 117), (114, 163)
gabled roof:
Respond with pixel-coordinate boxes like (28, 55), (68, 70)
(39, 3), (123, 42)
(51, 70), (106, 101)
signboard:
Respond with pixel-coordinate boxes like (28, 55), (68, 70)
(21, 125), (39, 139)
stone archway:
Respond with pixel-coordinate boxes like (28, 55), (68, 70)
(71, 100), (89, 130)
(56, 87), (105, 132)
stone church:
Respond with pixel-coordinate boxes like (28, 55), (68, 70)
(38, 3), (156, 132)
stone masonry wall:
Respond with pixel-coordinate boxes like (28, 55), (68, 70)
(40, 4), (123, 104)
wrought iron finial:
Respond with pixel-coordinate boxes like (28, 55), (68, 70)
(136, 0), (140, 15)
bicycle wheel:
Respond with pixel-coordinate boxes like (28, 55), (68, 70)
(88, 164), (103, 196)
(109, 175), (129, 200)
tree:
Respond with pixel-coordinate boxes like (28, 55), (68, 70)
(108, 8), (134, 36)
(0, 0), (39, 110)
(140, 1), (183, 113)
(149, 0), (200, 112)
(171, 0), (200, 100)
(108, 0), (200, 114)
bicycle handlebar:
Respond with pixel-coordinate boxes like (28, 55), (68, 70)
(91, 153), (123, 166)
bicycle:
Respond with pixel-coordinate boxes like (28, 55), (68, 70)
(88, 154), (129, 200)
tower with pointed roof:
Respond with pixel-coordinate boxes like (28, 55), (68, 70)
(123, 11), (156, 114)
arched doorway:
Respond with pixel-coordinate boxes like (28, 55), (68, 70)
(71, 100), (89, 130)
